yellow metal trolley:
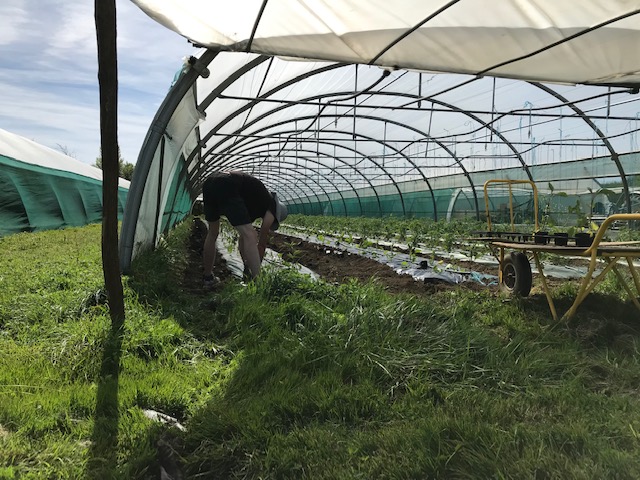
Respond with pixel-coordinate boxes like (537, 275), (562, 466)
(478, 179), (640, 321)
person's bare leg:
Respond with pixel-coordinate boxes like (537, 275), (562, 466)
(235, 223), (260, 278)
(237, 234), (252, 279)
(237, 233), (247, 264)
(203, 220), (220, 276)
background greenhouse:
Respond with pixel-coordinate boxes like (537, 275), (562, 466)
(0, 128), (129, 236)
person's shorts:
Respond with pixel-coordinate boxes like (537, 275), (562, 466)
(202, 175), (252, 226)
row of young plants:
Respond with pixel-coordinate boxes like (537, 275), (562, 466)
(282, 214), (489, 260)
(1, 220), (640, 478)
(283, 213), (640, 264)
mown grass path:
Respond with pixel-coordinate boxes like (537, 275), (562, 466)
(1, 220), (639, 479)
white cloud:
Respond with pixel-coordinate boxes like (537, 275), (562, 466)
(45, 1), (97, 60)
(0, 0), (195, 166)
(0, 0), (29, 46)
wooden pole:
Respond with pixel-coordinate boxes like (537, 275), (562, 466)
(95, 0), (125, 325)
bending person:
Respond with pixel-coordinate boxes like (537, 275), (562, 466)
(201, 171), (288, 286)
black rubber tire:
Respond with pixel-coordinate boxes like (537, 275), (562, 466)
(500, 252), (532, 297)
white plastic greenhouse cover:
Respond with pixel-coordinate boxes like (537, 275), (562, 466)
(120, 0), (640, 272)
(0, 128), (129, 187)
(132, 0), (640, 86)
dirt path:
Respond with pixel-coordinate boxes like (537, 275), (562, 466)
(186, 218), (588, 299)
(182, 218), (235, 295)
(184, 219), (640, 329)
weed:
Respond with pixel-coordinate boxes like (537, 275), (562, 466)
(1, 221), (640, 478)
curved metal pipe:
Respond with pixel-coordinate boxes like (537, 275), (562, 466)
(530, 82), (631, 213)
(119, 48), (219, 272)
(212, 119), (447, 218)
(198, 155), (356, 216)
(205, 135), (403, 216)
(199, 137), (387, 216)
(219, 158), (338, 215)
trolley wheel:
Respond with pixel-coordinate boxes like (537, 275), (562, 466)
(500, 252), (532, 297)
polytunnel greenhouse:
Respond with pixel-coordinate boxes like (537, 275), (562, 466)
(0, 128), (129, 236)
(120, 0), (640, 271)
(6, 2), (640, 478)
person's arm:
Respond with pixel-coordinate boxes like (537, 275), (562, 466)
(257, 210), (275, 260)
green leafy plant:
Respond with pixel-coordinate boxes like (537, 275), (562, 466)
(541, 182), (568, 230)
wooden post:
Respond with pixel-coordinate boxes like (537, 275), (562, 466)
(95, 0), (125, 325)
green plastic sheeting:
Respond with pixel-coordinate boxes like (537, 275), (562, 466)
(0, 154), (128, 236)
(159, 162), (193, 235)
(287, 153), (640, 221)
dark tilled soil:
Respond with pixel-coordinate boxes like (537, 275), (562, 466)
(186, 218), (640, 343)
(266, 231), (495, 295)
(263, 230), (640, 345)
(187, 218), (494, 296)
(183, 218), (235, 295)
(186, 219), (595, 298)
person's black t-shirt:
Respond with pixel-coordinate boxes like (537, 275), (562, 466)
(202, 172), (276, 224)
(230, 172), (274, 220)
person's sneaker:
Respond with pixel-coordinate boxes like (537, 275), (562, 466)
(242, 266), (253, 282)
(203, 274), (220, 288)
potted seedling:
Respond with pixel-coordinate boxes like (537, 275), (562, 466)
(567, 197), (600, 247)
(552, 231), (569, 246)
(534, 230), (549, 244)
(570, 222), (599, 247)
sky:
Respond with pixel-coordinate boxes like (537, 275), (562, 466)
(0, 0), (200, 165)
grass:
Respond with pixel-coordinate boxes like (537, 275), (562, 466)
(0, 225), (228, 478)
(1, 220), (639, 478)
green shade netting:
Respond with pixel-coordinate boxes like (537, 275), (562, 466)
(287, 152), (640, 222)
(0, 155), (128, 236)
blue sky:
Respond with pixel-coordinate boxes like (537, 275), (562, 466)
(0, 0), (199, 165)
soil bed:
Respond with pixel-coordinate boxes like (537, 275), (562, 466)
(267, 231), (494, 295)
(185, 218), (577, 297)
(185, 218), (639, 324)
(183, 218), (235, 294)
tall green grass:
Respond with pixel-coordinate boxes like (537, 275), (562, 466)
(178, 270), (640, 479)
(0, 225), (230, 479)
(1, 221), (639, 479)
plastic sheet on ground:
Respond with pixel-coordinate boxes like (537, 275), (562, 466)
(282, 226), (607, 282)
(217, 231), (319, 280)
(280, 228), (498, 286)
(218, 225), (598, 285)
